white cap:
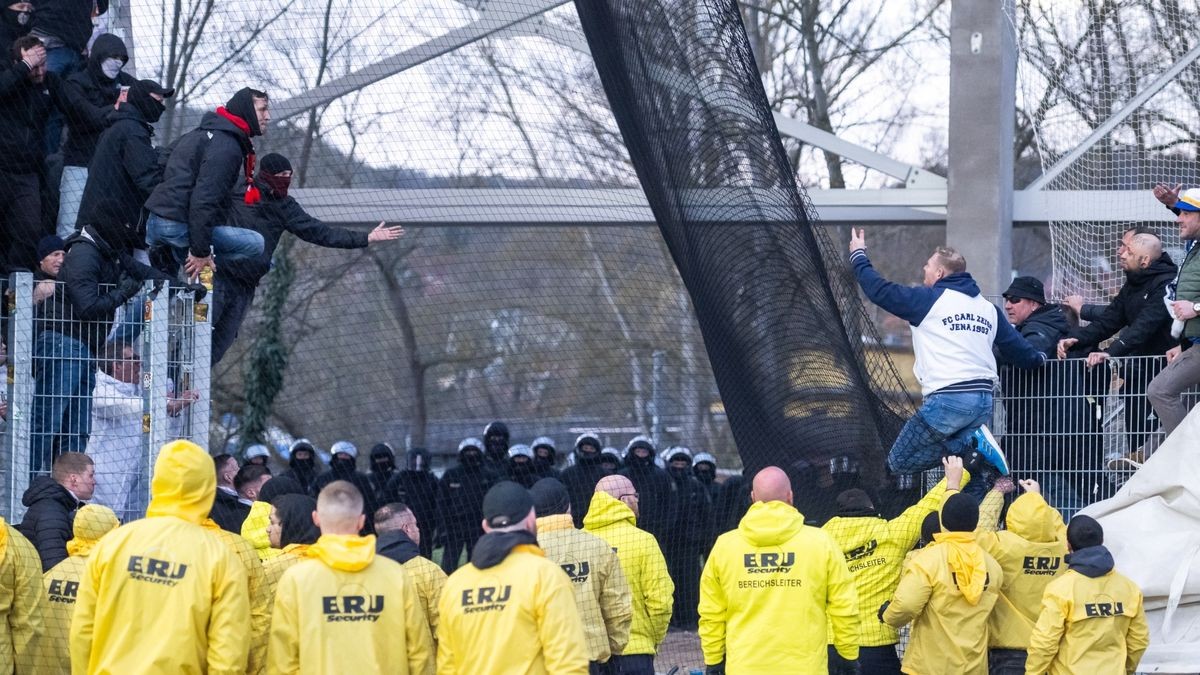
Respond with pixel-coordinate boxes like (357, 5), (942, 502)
(508, 444), (534, 459)
(330, 440), (358, 458)
(244, 444), (270, 460)
(693, 452), (717, 468)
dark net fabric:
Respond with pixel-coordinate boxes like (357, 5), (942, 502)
(573, 0), (911, 518)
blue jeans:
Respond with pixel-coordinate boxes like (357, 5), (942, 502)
(44, 47), (82, 155)
(57, 165), (87, 238)
(889, 391), (993, 497)
(31, 331), (95, 473)
(145, 213), (264, 270)
(988, 648), (1027, 675)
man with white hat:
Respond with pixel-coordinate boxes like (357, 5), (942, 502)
(312, 441), (378, 531)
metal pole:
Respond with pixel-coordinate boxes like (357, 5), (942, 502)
(650, 350), (666, 449)
(5, 273), (33, 521)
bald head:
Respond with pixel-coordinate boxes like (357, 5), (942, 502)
(751, 467), (792, 505)
(595, 474), (639, 517)
(1130, 233), (1162, 258)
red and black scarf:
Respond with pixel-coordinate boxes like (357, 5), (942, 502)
(216, 106), (261, 205)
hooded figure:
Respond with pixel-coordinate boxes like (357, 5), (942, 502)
(529, 436), (560, 480)
(60, 34), (135, 167)
(482, 421), (510, 478)
(367, 443), (397, 504)
(561, 432), (607, 528)
(660, 446), (710, 630)
(437, 438), (494, 573)
(619, 436), (673, 542)
(41, 504), (119, 674)
(70, 440), (252, 674)
(386, 447), (440, 559)
(0, 2), (32, 60)
(279, 439), (321, 495)
(506, 444), (537, 488)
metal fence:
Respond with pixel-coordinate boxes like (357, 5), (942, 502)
(994, 354), (1198, 518)
(2, 272), (210, 522)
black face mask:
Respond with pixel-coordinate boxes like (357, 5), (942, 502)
(510, 460), (532, 475)
(461, 451), (483, 469)
(533, 454), (553, 470)
(484, 439), (508, 460)
(331, 457), (356, 474)
(599, 462), (618, 476)
(577, 448), (601, 466)
(669, 466), (690, 481)
(3, 8), (30, 32)
(406, 453), (429, 472)
(694, 468), (715, 485)
(627, 451), (653, 468)
(373, 458), (395, 474)
(292, 456), (315, 473)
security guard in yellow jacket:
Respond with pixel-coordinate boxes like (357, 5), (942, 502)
(976, 479), (1067, 674)
(373, 502), (447, 644)
(583, 475), (673, 675)
(41, 504), (118, 675)
(203, 516), (270, 673)
(1025, 515), (1148, 675)
(71, 440), (251, 675)
(699, 466), (859, 674)
(268, 481), (434, 675)
(254, 494), (319, 675)
(531, 477), (632, 673)
(823, 456), (967, 673)
(883, 492), (1003, 675)
(438, 481), (588, 674)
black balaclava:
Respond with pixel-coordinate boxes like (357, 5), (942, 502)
(694, 462), (716, 486)
(258, 152), (292, 199)
(405, 447), (431, 473)
(598, 452), (621, 476)
(224, 87), (265, 137)
(575, 435), (602, 466)
(274, 494), (319, 547)
(625, 440), (655, 469)
(460, 446), (483, 470)
(483, 421), (509, 464)
(2, 5), (31, 37)
(531, 441), (556, 472)
(666, 451), (692, 481)
(370, 443), (396, 475)
(330, 454), (357, 477)
(290, 443), (317, 474)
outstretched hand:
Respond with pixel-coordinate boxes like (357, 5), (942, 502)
(942, 455), (964, 490)
(1153, 182), (1183, 207)
(368, 222), (404, 243)
(849, 227), (866, 254)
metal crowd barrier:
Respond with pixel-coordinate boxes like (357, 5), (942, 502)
(2, 272), (211, 522)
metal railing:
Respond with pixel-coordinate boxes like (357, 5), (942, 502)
(2, 273), (211, 522)
(994, 354), (1197, 518)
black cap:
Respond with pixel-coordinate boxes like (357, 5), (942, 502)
(259, 152), (292, 175)
(132, 78), (174, 98)
(940, 493), (979, 532)
(530, 478), (570, 517)
(482, 481), (533, 528)
(1002, 276), (1046, 305)
(835, 488), (875, 516)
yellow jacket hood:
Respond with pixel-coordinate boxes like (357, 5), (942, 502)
(1006, 493), (1064, 543)
(306, 534), (377, 571)
(933, 531), (987, 604)
(583, 491), (636, 530)
(738, 500), (803, 546)
(66, 504), (119, 557)
(241, 501), (281, 561)
(146, 440), (216, 525)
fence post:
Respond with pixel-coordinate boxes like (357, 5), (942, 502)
(139, 284), (170, 514)
(191, 298), (211, 451)
(4, 273), (32, 521)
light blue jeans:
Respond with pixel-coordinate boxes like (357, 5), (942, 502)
(57, 165), (88, 238)
(145, 213), (264, 269)
(888, 390), (994, 498)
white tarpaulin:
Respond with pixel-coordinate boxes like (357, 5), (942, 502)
(1081, 406), (1200, 673)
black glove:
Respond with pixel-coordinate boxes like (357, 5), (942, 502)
(116, 276), (143, 303)
(877, 600), (891, 623)
(706, 662), (725, 675)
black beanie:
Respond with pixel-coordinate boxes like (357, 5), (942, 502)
(918, 511), (941, 547)
(940, 493), (979, 532)
(225, 87), (265, 137)
(835, 488), (876, 517)
(530, 478), (570, 517)
(259, 153), (292, 176)
(259, 476), (304, 503)
(482, 481), (534, 528)
(36, 235), (64, 262)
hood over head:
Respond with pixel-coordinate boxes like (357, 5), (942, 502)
(405, 447), (431, 472)
(306, 533), (377, 571)
(1004, 493), (1064, 543)
(223, 87), (265, 137)
(274, 494), (318, 548)
(66, 504), (119, 557)
(146, 440), (217, 525)
(87, 33), (128, 78)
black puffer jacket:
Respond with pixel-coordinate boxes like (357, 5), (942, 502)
(77, 106), (161, 243)
(31, 0), (107, 52)
(144, 111), (253, 257)
(16, 476), (81, 571)
(220, 178), (367, 285)
(61, 34), (136, 167)
(209, 488), (249, 533)
(0, 60), (65, 173)
(1000, 304), (1093, 439)
(1071, 253), (1177, 357)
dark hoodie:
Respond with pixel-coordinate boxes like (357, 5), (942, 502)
(145, 90), (261, 256)
(376, 529), (421, 565)
(470, 530), (538, 569)
(77, 102), (161, 244)
(1000, 302), (1094, 440)
(619, 454), (673, 541)
(279, 452), (320, 496)
(0, 56), (66, 172)
(560, 445), (607, 528)
(1070, 252), (1177, 357)
(367, 444), (396, 504)
(61, 34), (136, 167)
(273, 494), (318, 548)
(31, 0), (108, 52)
(1065, 545), (1115, 578)
(16, 475), (81, 571)
(0, 5), (32, 63)
(386, 448), (440, 558)
(313, 460), (378, 533)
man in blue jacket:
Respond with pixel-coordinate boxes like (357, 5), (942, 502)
(848, 229), (1045, 496)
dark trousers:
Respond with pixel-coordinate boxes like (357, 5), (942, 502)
(665, 545), (701, 628)
(589, 660), (619, 675)
(828, 644), (900, 674)
(211, 276), (256, 364)
(440, 529), (480, 573)
(612, 654), (654, 675)
(988, 648), (1026, 675)
(0, 171), (47, 272)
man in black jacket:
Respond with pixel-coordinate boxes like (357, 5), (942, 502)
(0, 36), (65, 273)
(438, 437), (493, 573)
(211, 152), (402, 362)
(1058, 233), (1176, 451)
(29, 0), (104, 153)
(144, 87), (268, 279)
(661, 446), (710, 630)
(77, 78), (172, 247)
(16, 451), (93, 571)
(312, 440), (379, 532)
(55, 33), (136, 238)
(373, 502), (424, 564)
(208, 452), (248, 532)
(366, 442), (396, 505)
(1000, 277), (1100, 509)
(29, 216), (162, 471)
(0, 1), (31, 63)
(618, 436), (672, 541)
(385, 447), (440, 559)
(560, 432), (607, 527)
(278, 438), (322, 495)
